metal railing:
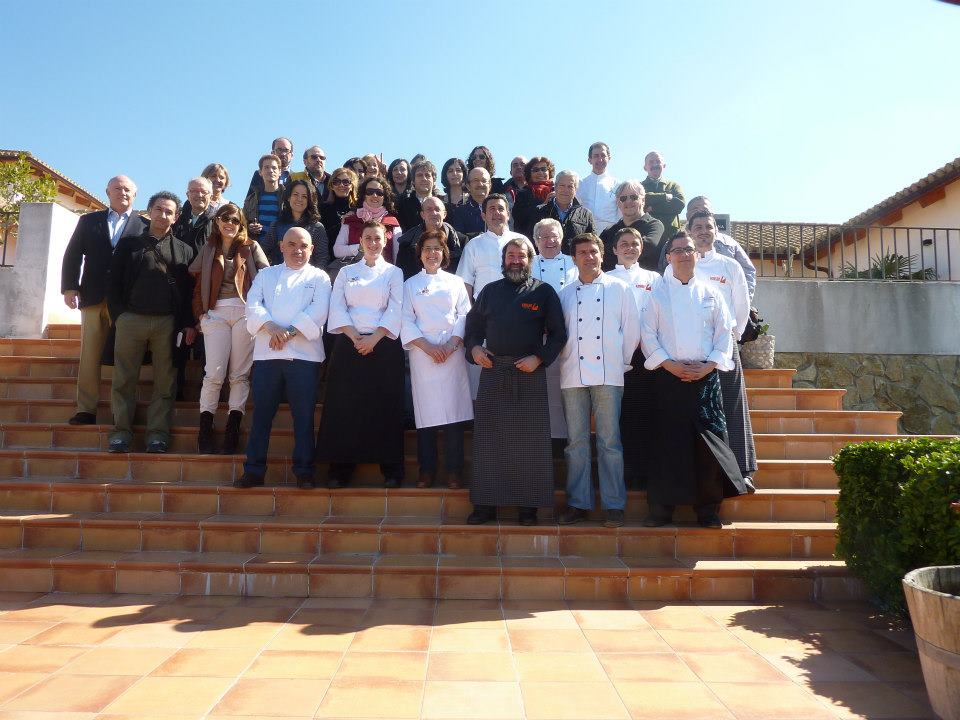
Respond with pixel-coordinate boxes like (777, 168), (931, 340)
(0, 210), (17, 267)
(731, 222), (959, 281)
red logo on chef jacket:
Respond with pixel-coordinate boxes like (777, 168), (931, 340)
(521, 302), (540, 311)
(710, 275), (727, 284)
(636, 283), (652, 291)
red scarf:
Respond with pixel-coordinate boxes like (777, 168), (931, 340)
(529, 180), (554, 202)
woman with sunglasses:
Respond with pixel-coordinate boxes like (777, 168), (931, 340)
(320, 167), (358, 264)
(599, 180), (665, 271)
(466, 145), (505, 194)
(317, 220), (406, 489)
(260, 179), (329, 269)
(512, 156), (556, 239)
(188, 203), (270, 454)
(333, 176), (402, 264)
(440, 158), (468, 208)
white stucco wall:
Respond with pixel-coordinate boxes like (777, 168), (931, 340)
(0, 203), (80, 338)
(755, 278), (960, 354)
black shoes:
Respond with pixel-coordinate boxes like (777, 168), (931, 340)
(384, 477), (401, 489)
(68, 412), (96, 425)
(145, 440), (169, 454)
(108, 437), (130, 453)
(642, 514), (671, 527)
(234, 472), (265, 488)
(328, 477), (349, 489)
(604, 509), (625, 528)
(295, 474), (315, 489)
(222, 410), (243, 455)
(698, 514), (723, 529)
(197, 412), (216, 454)
(518, 507), (538, 526)
(467, 505), (497, 525)
(557, 506), (589, 525)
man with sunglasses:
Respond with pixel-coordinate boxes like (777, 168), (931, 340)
(639, 231), (748, 529)
(290, 145), (330, 202)
(599, 180), (664, 272)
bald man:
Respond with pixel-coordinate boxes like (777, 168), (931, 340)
(61, 175), (148, 425)
(642, 151), (686, 242)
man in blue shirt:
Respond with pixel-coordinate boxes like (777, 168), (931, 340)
(243, 155), (282, 244)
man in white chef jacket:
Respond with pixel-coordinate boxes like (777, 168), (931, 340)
(556, 233), (641, 528)
(456, 193), (526, 397)
(236, 228), (331, 489)
(576, 142), (619, 234)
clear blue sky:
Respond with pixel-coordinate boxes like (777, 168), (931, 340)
(3, 0), (958, 222)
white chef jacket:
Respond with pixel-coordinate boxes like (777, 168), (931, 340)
(641, 273), (734, 372)
(532, 253), (577, 293)
(400, 269), (470, 347)
(576, 171), (620, 234)
(328, 255), (404, 339)
(665, 250), (750, 337)
(400, 270), (474, 428)
(714, 231), (756, 299)
(246, 263), (332, 362)
(608, 263), (662, 314)
(455, 229), (525, 299)
(558, 273), (640, 389)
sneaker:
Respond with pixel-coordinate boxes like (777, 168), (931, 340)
(108, 437), (130, 454)
(603, 509), (625, 528)
(68, 412), (96, 425)
(557, 506), (589, 525)
(234, 472), (265, 489)
(743, 476), (757, 494)
(466, 505), (496, 525)
(145, 440), (169, 454)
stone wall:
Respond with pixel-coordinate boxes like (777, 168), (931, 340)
(774, 352), (960, 435)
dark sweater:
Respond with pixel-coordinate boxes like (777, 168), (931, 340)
(107, 229), (195, 328)
(599, 214), (665, 272)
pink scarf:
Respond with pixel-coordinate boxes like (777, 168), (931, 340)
(356, 203), (388, 222)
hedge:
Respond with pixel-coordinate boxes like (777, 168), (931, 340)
(834, 438), (960, 612)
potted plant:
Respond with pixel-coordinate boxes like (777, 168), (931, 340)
(739, 308), (775, 369)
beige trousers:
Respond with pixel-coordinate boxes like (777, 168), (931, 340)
(198, 304), (254, 414)
(77, 301), (112, 414)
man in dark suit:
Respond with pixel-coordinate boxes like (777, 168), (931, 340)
(171, 176), (215, 253)
(530, 170), (596, 253)
(61, 175), (147, 425)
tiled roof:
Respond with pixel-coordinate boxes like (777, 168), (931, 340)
(0, 150), (105, 209)
(729, 222), (833, 256)
(845, 155), (960, 226)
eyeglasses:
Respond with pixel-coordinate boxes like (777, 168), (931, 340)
(365, 188), (385, 197)
(218, 216), (241, 225)
(308, 153), (325, 160)
(669, 247), (696, 255)
(473, 153), (488, 160)
(618, 194), (640, 202)
(331, 178), (352, 186)
(273, 148), (292, 155)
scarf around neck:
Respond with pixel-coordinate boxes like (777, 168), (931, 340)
(356, 203), (388, 222)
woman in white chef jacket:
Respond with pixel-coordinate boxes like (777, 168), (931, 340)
(400, 229), (473, 488)
(531, 218), (577, 453)
(316, 219), (406, 489)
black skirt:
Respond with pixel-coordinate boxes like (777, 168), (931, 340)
(316, 334), (404, 464)
(621, 347), (656, 485)
(471, 356), (554, 508)
(648, 368), (746, 507)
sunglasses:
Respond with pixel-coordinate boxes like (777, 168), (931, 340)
(618, 194), (640, 202)
(331, 178), (351, 186)
(473, 153), (488, 160)
(218, 216), (241, 225)
(365, 188), (385, 197)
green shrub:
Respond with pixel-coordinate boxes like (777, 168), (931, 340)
(834, 438), (960, 613)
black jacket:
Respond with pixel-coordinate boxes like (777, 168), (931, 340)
(533, 199), (596, 254)
(61, 210), (148, 308)
(396, 191), (443, 232)
(107, 229), (196, 329)
(171, 203), (215, 254)
(599, 215), (665, 272)
(394, 222), (465, 280)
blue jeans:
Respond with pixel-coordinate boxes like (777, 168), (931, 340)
(244, 359), (319, 478)
(562, 384), (625, 511)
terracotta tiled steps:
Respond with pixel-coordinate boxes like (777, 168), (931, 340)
(0, 548), (856, 601)
(0, 338), (81, 356)
(0, 398), (902, 434)
(0, 422), (922, 460)
(0, 449), (838, 490)
(0, 479), (838, 522)
(44, 323), (82, 339)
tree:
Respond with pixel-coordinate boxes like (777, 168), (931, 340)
(0, 152), (57, 261)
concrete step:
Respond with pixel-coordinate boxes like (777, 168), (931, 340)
(0, 449), (839, 490)
(0, 547), (859, 601)
(0, 422), (912, 460)
(0, 399), (900, 434)
(0, 478), (838, 523)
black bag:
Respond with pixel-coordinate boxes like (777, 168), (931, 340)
(739, 307), (764, 344)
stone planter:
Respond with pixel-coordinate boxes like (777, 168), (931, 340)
(740, 334), (775, 369)
(902, 566), (960, 719)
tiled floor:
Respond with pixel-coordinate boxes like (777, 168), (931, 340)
(0, 591), (934, 719)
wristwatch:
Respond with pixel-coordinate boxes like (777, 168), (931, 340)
(287, 326), (298, 337)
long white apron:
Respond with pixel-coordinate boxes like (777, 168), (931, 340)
(410, 342), (473, 428)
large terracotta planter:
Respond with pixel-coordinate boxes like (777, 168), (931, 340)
(902, 566), (960, 719)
